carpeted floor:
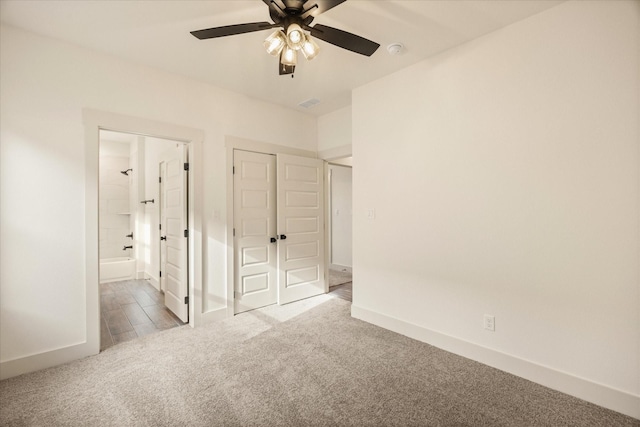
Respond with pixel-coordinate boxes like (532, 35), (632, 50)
(0, 295), (637, 426)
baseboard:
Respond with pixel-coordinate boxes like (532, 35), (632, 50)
(351, 304), (640, 420)
(0, 341), (97, 380)
(200, 307), (228, 324)
(329, 264), (352, 273)
(145, 274), (159, 291)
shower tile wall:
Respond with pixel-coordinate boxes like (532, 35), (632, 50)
(99, 155), (131, 259)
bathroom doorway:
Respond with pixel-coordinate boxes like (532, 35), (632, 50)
(98, 130), (188, 350)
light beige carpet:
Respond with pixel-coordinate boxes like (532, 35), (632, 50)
(1, 295), (637, 426)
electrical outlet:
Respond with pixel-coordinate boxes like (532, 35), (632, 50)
(484, 315), (495, 332)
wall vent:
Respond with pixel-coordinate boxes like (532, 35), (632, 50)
(298, 98), (321, 109)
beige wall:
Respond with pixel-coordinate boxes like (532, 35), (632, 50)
(352, 0), (639, 417)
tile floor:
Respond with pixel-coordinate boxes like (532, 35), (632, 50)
(329, 282), (352, 302)
(100, 279), (185, 351)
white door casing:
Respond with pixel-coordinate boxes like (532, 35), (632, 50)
(233, 150), (278, 313)
(159, 161), (166, 293)
(276, 154), (326, 305)
(160, 145), (189, 322)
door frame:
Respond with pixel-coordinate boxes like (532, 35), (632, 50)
(225, 136), (319, 316)
(320, 151), (353, 294)
(84, 109), (204, 354)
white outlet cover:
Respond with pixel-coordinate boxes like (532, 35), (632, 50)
(484, 315), (495, 331)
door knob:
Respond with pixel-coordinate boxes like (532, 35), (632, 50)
(280, 234), (287, 240)
(160, 236), (167, 241)
(270, 237), (277, 243)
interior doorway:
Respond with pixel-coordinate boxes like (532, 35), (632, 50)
(98, 130), (189, 350)
(327, 157), (353, 301)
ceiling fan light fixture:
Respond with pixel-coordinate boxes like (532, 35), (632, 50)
(286, 23), (304, 50)
(301, 36), (320, 60)
(281, 45), (298, 66)
(264, 30), (287, 56)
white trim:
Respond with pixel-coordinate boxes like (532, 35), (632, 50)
(198, 307), (228, 325)
(351, 304), (640, 420)
(329, 264), (352, 273)
(323, 162), (330, 294)
(84, 109), (204, 328)
(225, 136), (318, 315)
(318, 144), (352, 161)
(146, 274), (160, 291)
(0, 342), (94, 380)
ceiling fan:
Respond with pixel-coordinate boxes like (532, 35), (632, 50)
(191, 0), (380, 75)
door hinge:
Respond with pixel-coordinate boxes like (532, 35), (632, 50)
(184, 162), (189, 171)
(184, 296), (189, 304)
(159, 224), (162, 230)
(233, 228), (235, 237)
(159, 176), (162, 183)
(159, 270), (162, 278)
(232, 166), (235, 174)
(184, 229), (189, 238)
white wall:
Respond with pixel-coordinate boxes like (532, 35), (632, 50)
(98, 141), (131, 260)
(352, 0), (639, 418)
(318, 106), (351, 159)
(330, 164), (352, 268)
(0, 24), (316, 375)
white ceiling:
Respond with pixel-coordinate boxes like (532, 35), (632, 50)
(0, 0), (563, 116)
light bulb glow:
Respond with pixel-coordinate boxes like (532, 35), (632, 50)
(301, 36), (320, 60)
(289, 30), (302, 44)
(263, 30), (286, 56)
(281, 45), (297, 66)
(286, 23), (304, 50)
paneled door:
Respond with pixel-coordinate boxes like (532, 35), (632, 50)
(276, 154), (325, 304)
(234, 150), (278, 313)
(160, 144), (189, 322)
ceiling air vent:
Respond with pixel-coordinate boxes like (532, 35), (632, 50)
(298, 98), (321, 109)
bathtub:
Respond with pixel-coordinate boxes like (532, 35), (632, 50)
(100, 257), (136, 283)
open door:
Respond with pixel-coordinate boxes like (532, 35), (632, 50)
(160, 144), (189, 322)
(276, 154), (325, 304)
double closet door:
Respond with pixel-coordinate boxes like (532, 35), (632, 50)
(234, 150), (325, 314)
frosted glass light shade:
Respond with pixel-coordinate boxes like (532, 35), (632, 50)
(286, 23), (304, 50)
(281, 45), (298, 66)
(264, 30), (286, 56)
(301, 36), (320, 60)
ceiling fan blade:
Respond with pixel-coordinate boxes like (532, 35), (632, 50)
(310, 24), (379, 56)
(303, 0), (347, 18)
(191, 22), (274, 40)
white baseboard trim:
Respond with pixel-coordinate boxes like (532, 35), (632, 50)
(0, 341), (97, 380)
(351, 304), (640, 420)
(145, 274), (160, 291)
(329, 264), (352, 273)
(200, 307), (229, 324)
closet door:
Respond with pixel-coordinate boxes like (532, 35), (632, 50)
(276, 154), (326, 305)
(234, 150), (278, 313)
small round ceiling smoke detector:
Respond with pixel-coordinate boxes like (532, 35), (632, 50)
(387, 43), (404, 55)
